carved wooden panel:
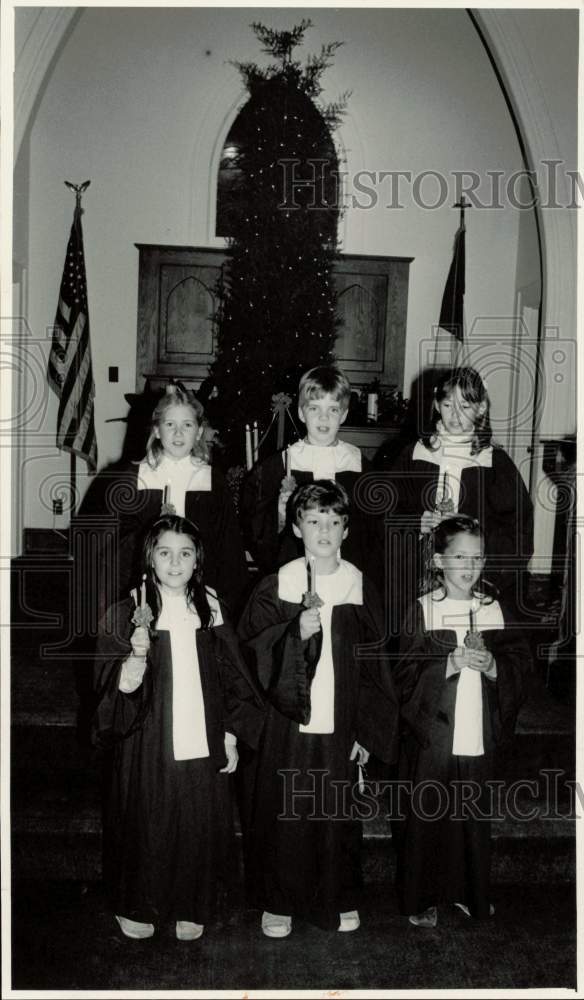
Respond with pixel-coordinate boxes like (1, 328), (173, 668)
(333, 254), (410, 387)
(135, 245), (411, 391)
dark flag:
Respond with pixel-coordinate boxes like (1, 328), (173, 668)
(47, 200), (98, 471)
(438, 223), (465, 341)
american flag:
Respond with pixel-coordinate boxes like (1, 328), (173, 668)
(47, 201), (98, 471)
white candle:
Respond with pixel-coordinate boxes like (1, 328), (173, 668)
(286, 447), (291, 478)
(245, 424), (253, 470)
(309, 556), (317, 596)
(163, 484), (170, 506)
(253, 420), (259, 464)
(140, 574), (147, 609)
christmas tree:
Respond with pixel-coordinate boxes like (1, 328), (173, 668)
(211, 20), (347, 466)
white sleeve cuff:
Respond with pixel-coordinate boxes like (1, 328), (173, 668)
(224, 731), (237, 747)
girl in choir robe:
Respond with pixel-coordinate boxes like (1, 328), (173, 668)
(79, 383), (250, 623)
(381, 367), (534, 637)
(93, 514), (264, 941)
(393, 515), (531, 927)
(238, 481), (399, 937)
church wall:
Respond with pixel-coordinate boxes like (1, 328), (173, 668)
(14, 7), (575, 540)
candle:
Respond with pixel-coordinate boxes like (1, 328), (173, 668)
(469, 608), (476, 633)
(163, 484), (170, 506)
(252, 421), (259, 464)
(286, 447), (291, 478)
(245, 424), (253, 471)
(140, 574), (147, 609)
(309, 556), (317, 596)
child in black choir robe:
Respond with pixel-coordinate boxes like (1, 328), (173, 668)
(238, 481), (398, 937)
(78, 383), (249, 622)
(241, 365), (384, 591)
(381, 367), (534, 636)
(93, 515), (264, 941)
(393, 515), (531, 927)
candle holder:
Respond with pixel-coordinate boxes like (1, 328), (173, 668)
(464, 609), (485, 650)
(131, 603), (154, 629)
(435, 471), (455, 515)
(302, 590), (324, 610)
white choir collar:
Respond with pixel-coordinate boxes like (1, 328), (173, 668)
(277, 556), (363, 606)
(287, 438), (362, 479)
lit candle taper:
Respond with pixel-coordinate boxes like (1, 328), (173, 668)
(163, 484), (170, 506)
(309, 556), (317, 596)
(252, 421), (259, 464)
(245, 424), (253, 471)
(140, 573), (147, 609)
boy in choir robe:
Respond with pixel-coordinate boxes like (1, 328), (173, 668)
(240, 365), (385, 592)
(238, 481), (398, 937)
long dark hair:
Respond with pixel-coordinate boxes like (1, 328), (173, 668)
(420, 514), (495, 603)
(421, 367), (492, 455)
(141, 514), (214, 628)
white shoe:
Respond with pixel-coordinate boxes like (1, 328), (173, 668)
(176, 920), (204, 941)
(408, 906), (438, 928)
(338, 910), (360, 932)
(115, 915), (154, 939)
(261, 911), (292, 938)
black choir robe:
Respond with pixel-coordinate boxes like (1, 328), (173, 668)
(238, 562), (399, 930)
(383, 441), (534, 632)
(240, 449), (385, 591)
(392, 599), (531, 919)
(93, 596), (265, 925)
(77, 460), (250, 621)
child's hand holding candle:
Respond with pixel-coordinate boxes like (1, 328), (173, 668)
(130, 625), (151, 658)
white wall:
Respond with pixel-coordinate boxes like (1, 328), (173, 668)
(14, 6), (574, 535)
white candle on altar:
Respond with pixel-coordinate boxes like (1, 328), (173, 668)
(245, 424), (253, 470)
(252, 421), (259, 464)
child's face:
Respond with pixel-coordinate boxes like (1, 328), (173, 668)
(156, 404), (202, 460)
(434, 532), (485, 600)
(299, 392), (348, 446)
(435, 386), (485, 436)
(293, 507), (348, 565)
(152, 530), (197, 594)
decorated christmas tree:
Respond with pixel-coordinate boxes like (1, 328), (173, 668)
(211, 20), (347, 466)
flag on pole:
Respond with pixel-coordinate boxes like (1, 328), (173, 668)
(48, 196), (98, 471)
(438, 222), (465, 342)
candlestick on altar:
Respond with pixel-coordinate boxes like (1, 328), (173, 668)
(252, 421), (259, 464)
(245, 424), (253, 471)
(140, 575), (147, 609)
